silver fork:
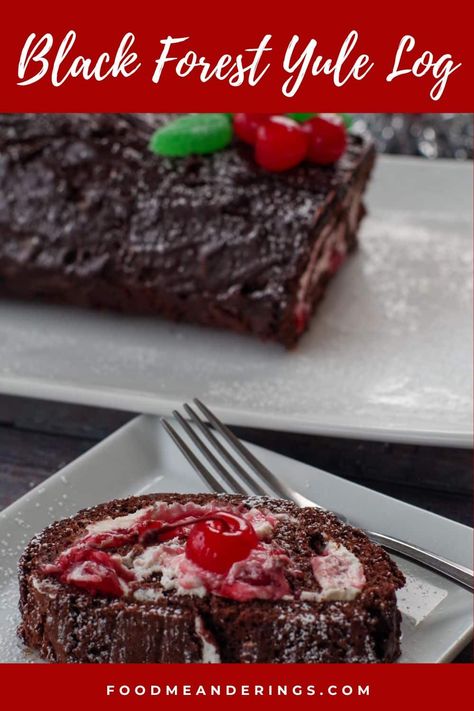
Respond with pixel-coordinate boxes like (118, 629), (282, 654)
(161, 399), (473, 591)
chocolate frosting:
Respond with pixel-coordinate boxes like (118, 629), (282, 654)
(0, 114), (375, 345)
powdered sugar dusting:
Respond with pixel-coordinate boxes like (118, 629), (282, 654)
(397, 572), (448, 625)
(0, 579), (43, 664)
(273, 603), (378, 663)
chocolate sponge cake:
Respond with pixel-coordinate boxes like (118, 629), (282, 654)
(0, 114), (375, 347)
(18, 493), (405, 663)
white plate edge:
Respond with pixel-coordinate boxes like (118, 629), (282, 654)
(0, 376), (471, 448)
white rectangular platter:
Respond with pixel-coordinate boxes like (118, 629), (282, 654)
(0, 415), (472, 663)
(0, 157), (472, 446)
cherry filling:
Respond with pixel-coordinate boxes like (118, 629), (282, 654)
(135, 519), (190, 545)
(39, 504), (365, 604)
(43, 547), (135, 597)
(185, 512), (258, 574)
(329, 248), (346, 275)
(294, 303), (310, 335)
(40, 513), (198, 597)
(82, 514), (209, 549)
(42, 507), (262, 598)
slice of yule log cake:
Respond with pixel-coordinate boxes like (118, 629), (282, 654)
(18, 493), (405, 663)
(0, 113), (375, 347)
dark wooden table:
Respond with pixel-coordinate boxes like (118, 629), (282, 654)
(0, 393), (472, 662)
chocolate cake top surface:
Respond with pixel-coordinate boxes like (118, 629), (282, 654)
(22, 492), (404, 603)
(0, 114), (373, 305)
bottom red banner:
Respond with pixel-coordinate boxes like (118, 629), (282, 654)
(0, 662), (471, 709)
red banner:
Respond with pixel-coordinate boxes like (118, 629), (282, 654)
(0, 0), (472, 704)
(0, 0), (472, 111)
(0, 662), (471, 710)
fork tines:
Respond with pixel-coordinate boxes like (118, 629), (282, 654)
(161, 399), (294, 501)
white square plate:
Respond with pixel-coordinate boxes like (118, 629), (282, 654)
(0, 157), (472, 446)
(0, 415), (472, 663)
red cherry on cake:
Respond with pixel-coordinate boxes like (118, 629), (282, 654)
(233, 113), (269, 145)
(185, 512), (258, 574)
(255, 116), (309, 172)
(304, 114), (347, 165)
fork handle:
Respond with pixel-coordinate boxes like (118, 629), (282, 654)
(367, 530), (474, 591)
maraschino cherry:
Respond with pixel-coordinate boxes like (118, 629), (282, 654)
(185, 512), (258, 574)
(255, 116), (309, 172)
(305, 114), (347, 165)
(233, 113), (269, 145)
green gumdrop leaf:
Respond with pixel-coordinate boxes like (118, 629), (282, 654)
(286, 113), (317, 122)
(339, 113), (353, 129)
(150, 114), (232, 157)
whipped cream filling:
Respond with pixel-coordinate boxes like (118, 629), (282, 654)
(84, 502), (218, 541)
(133, 587), (164, 603)
(129, 539), (291, 602)
(84, 502), (277, 541)
(43, 500), (286, 602)
(310, 541), (366, 601)
(85, 506), (154, 536)
(133, 541), (207, 597)
(67, 560), (130, 595)
(295, 183), (364, 313)
(194, 616), (221, 664)
(32, 577), (58, 599)
(40, 500), (366, 605)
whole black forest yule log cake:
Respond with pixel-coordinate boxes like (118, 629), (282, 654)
(0, 113), (375, 346)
